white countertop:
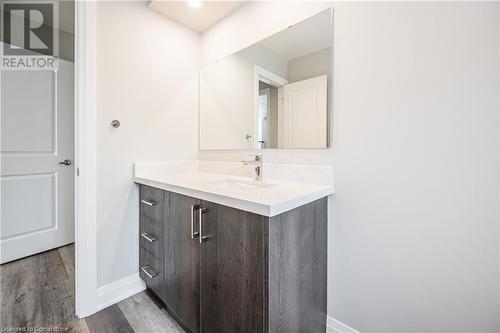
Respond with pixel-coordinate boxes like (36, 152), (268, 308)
(134, 162), (333, 217)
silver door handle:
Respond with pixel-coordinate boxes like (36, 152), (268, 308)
(140, 265), (157, 278)
(199, 207), (207, 244)
(190, 204), (200, 239)
(59, 159), (72, 166)
(140, 232), (157, 242)
(141, 199), (157, 206)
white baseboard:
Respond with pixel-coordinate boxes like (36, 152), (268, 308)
(96, 273), (146, 311)
(327, 315), (360, 333)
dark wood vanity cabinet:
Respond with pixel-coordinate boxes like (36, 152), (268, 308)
(139, 184), (327, 333)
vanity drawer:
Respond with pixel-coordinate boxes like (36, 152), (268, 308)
(139, 248), (164, 298)
(140, 215), (163, 260)
(140, 185), (164, 222)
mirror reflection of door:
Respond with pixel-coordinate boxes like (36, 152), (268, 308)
(282, 75), (328, 148)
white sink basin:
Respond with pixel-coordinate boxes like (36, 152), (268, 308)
(206, 179), (277, 191)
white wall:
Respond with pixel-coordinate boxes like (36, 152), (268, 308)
(200, 1), (500, 332)
(96, 1), (199, 287)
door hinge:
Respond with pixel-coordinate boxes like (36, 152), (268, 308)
(76, 168), (80, 176)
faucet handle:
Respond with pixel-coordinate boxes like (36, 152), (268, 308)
(251, 154), (262, 162)
(242, 155), (263, 181)
(242, 155), (263, 165)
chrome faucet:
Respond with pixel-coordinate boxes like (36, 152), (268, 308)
(242, 155), (263, 181)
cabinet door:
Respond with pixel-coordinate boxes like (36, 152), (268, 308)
(200, 201), (266, 333)
(165, 192), (201, 333)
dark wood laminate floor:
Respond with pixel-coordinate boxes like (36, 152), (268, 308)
(0, 244), (185, 333)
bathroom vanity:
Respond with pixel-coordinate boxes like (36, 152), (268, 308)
(134, 161), (333, 333)
(134, 7), (334, 331)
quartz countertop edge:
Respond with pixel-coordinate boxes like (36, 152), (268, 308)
(134, 174), (333, 217)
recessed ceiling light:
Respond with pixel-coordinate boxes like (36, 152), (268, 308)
(187, 0), (201, 8)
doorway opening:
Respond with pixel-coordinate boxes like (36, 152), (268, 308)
(254, 65), (288, 149)
(0, 0), (80, 328)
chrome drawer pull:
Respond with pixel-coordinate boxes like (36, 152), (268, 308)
(140, 265), (158, 279)
(141, 199), (157, 206)
(199, 207), (208, 244)
(190, 204), (200, 239)
(140, 232), (157, 242)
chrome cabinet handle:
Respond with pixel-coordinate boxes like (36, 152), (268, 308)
(190, 204), (200, 239)
(140, 265), (158, 279)
(141, 199), (157, 206)
(59, 159), (72, 166)
(140, 232), (157, 242)
(199, 207), (207, 244)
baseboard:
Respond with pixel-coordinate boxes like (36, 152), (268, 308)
(327, 315), (360, 333)
(96, 273), (146, 311)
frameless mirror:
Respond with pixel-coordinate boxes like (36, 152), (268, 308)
(199, 9), (333, 150)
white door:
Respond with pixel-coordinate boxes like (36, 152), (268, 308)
(282, 75), (328, 148)
(0, 59), (74, 264)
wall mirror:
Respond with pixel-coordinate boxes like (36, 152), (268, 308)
(199, 9), (333, 150)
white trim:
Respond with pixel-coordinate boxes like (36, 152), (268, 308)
(75, 0), (98, 318)
(96, 273), (146, 311)
(327, 316), (360, 333)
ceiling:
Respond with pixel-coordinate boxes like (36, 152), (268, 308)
(149, 1), (247, 33)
